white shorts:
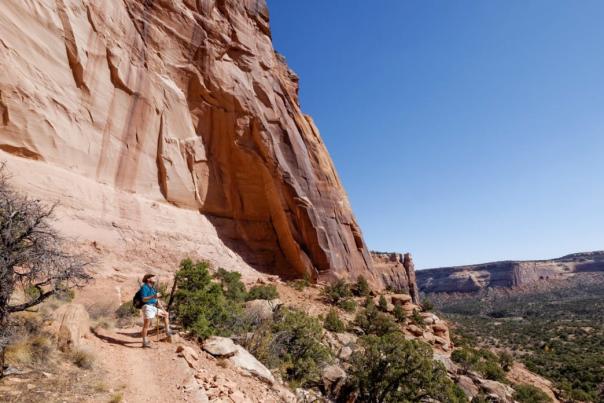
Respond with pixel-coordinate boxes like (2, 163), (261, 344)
(142, 305), (167, 320)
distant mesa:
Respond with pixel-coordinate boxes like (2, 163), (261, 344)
(417, 251), (604, 294)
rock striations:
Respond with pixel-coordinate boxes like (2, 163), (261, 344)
(417, 251), (604, 294)
(0, 0), (374, 282)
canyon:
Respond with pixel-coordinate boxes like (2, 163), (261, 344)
(417, 251), (604, 294)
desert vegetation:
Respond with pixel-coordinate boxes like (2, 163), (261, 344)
(171, 259), (467, 400)
(431, 275), (604, 402)
(0, 164), (90, 376)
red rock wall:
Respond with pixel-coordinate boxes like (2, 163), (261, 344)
(0, 0), (374, 282)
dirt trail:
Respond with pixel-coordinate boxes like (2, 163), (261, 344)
(89, 326), (195, 402)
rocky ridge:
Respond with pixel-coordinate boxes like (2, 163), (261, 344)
(0, 0), (374, 283)
(417, 251), (604, 294)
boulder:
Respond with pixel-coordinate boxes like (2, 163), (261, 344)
(407, 325), (424, 337)
(479, 379), (515, 402)
(244, 299), (281, 322)
(177, 345), (200, 369)
(53, 304), (90, 352)
(390, 294), (412, 305)
(338, 346), (353, 361)
(229, 345), (275, 384)
(432, 323), (448, 335)
(203, 336), (238, 357)
(335, 332), (357, 346)
(321, 365), (347, 396)
(457, 375), (479, 398)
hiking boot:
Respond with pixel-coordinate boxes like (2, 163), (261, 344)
(142, 340), (152, 348)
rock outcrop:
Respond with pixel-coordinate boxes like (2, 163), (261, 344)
(0, 0), (374, 283)
(417, 251), (604, 294)
(371, 252), (420, 303)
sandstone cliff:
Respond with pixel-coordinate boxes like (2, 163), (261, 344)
(0, 0), (374, 282)
(417, 251), (604, 294)
(370, 251), (420, 304)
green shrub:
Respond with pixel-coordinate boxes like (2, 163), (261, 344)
(354, 275), (371, 297)
(323, 279), (352, 305)
(115, 301), (138, 319)
(422, 298), (435, 312)
(173, 259), (242, 339)
(346, 332), (467, 402)
(513, 384), (552, 403)
(271, 307), (331, 388)
(353, 303), (398, 336)
(378, 295), (388, 311)
(324, 308), (345, 333)
(393, 304), (406, 322)
(339, 298), (357, 313)
(452, 347), (506, 381)
(215, 268), (248, 302)
(411, 309), (425, 328)
(289, 274), (311, 291)
(246, 284), (279, 301)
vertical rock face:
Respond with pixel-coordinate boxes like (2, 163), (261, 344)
(370, 252), (420, 304)
(0, 0), (374, 281)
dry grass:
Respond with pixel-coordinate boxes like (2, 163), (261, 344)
(108, 392), (123, 403)
(71, 348), (95, 370)
(5, 334), (53, 366)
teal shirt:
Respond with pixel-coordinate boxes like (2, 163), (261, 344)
(141, 283), (157, 305)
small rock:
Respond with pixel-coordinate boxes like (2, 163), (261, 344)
(338, 346), (353, 361)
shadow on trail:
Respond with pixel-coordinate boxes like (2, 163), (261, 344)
(91, 327), (142, 349)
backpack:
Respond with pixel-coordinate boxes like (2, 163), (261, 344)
(132, 287), (144, 309)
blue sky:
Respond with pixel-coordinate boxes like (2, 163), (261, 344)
(267, 1), (604, 269)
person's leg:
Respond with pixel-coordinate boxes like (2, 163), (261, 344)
(142, 318), (150, 345)
(158, 309), (173, 335)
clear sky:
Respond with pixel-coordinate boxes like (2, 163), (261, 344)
(267, 1), (604, 269)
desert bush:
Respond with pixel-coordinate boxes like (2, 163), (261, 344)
(116, 301), (138, 318)
(323, 279), (352, 305)
(71, 348), (94, 369)
(172, 259), (242, 339)
(246, 284), (279, 301)
(411, 309), (425, 328)
(5, 334), (53, 366)
(353, 275), (371, 297)
(0, 164), (91, 374)
(393, 304), (406, 322)
(324, 308), (345, 333)
(271, 307), (331, 388)
(422, 298), (435, 312)
(339, 298), (357, 313)
(452, 347), (506, 381)
(289, 274), (311, 291)
(378, 295), (388, 311)
(513, 384), (552, 403)
(353, 303), (398, 336)
(499, 351), (514, 371)
(215, 268), (248, 302)
(345, 332), (467, 402)
(108, 392), (123, 403)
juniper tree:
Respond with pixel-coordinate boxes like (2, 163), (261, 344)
(0, 164), (90, 375)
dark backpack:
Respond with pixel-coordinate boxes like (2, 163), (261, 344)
(132, 287), (144, 309)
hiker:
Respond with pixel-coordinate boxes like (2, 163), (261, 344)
(139, 274), (173, 348)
